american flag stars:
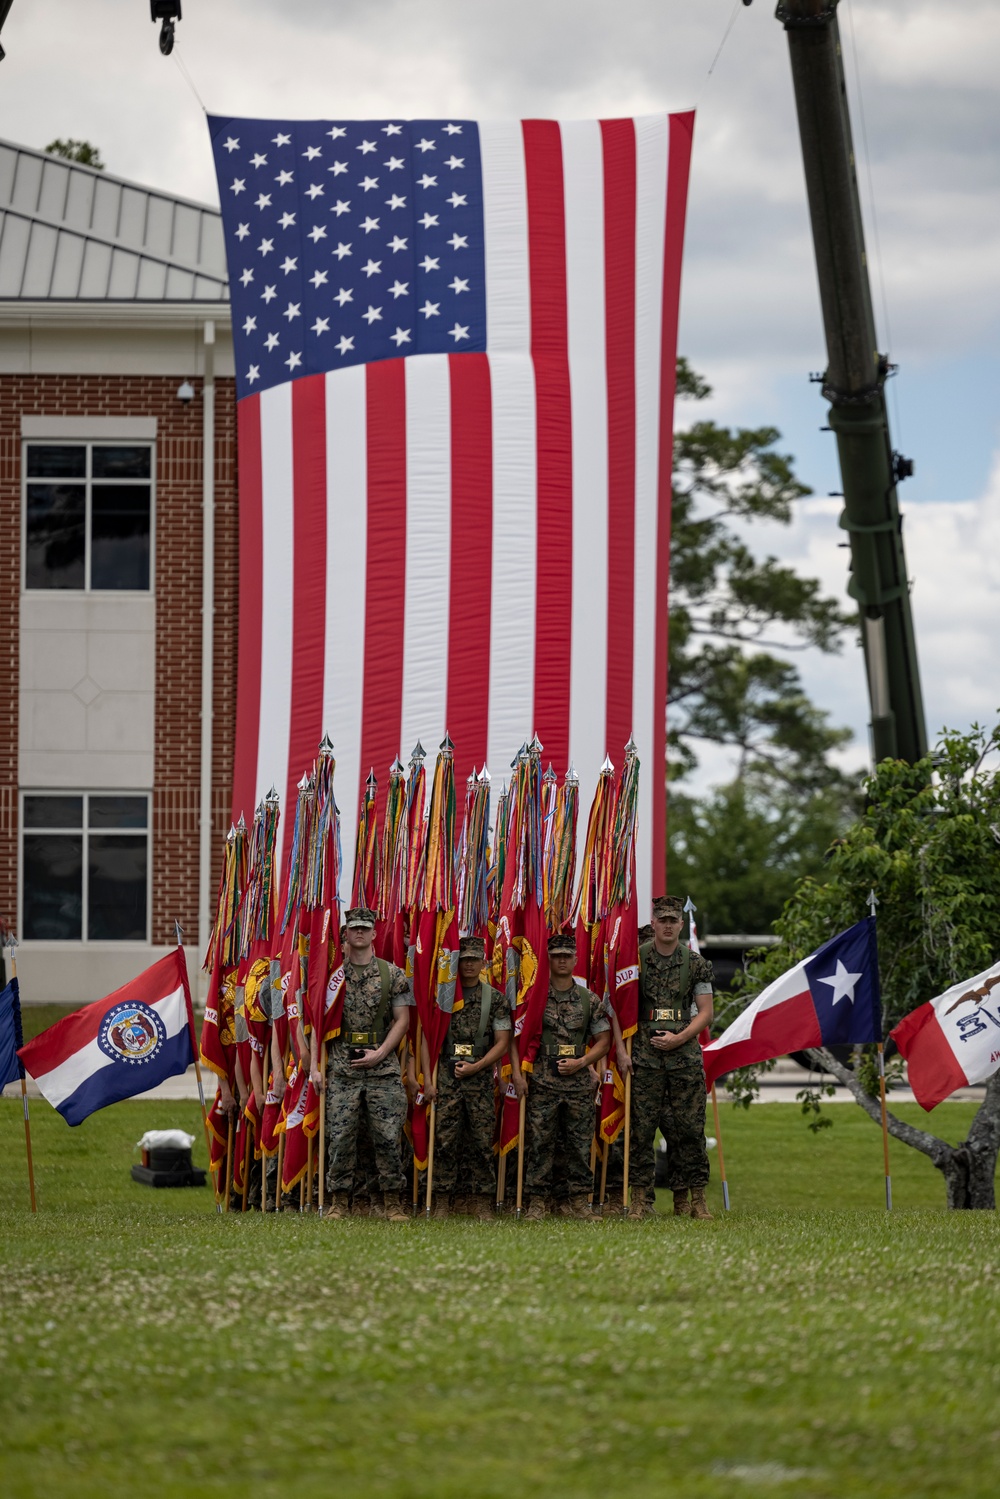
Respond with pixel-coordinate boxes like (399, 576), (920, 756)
(211, 115), (486, 397)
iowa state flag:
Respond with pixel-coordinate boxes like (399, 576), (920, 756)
(891, 958), (1000, 1110)
(18, 950), (197, 1127)
(702, 918), (881, 1089)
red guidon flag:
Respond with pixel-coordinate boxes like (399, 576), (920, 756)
(891, 959), (1000, 1111)
(210, 111), (694, 915)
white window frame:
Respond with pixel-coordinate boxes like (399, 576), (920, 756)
(21, 434), (157, 594)
(18, 790), (153, 946)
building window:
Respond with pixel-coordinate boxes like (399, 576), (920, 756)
(24, 443), (153, 591)
(21, 793), (150, 942)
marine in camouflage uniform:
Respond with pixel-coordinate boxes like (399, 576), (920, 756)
(629, 895), (715, 1220)
(523, 932), (611, 1220)
(429, 935), (511, 1220)
(322, 907), (413, 1221)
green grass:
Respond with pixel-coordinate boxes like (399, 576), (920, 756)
(1, 1098), (997, 1499)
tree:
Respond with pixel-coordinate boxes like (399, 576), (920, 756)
(666, 361), (860, 928)
(668, 359), (854, 791)
(44, 139), (105, 170)
(721, 721), (1000, 1209)
(668, 780), (849, 935)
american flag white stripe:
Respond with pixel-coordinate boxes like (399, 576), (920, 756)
(479, 121), (532, 352)
(217, 112), (695, 909)
(563, 118), (609, 796)
(256, 382), (294, 818)
(323, 366), (367, 869)
(633, 114), (671, 900)
(401, 353), (452, 761)
(486, 351), (538, 776)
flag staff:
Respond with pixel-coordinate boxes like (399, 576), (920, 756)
(685, 897), (730, 1211)
(868, 889), (892, 1211)
(424, 1060), (439, 1218)
(622, 1037), (632, 1214)
(8, 936), (37, 1213)
(175, 921), (220, 1213)
(224, 1115), (234, 1212)
(318, 1041), (327, 1217)
(514, 1095), (526, 1218)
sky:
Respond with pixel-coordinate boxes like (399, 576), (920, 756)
(1, 0), (998, 786)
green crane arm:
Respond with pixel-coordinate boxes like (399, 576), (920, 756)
(777, 0), (927, 763)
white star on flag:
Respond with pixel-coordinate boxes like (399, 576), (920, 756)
(817, 960), (863, 1006)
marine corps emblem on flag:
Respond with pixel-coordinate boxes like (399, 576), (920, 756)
(98, 1004), (165, 1066)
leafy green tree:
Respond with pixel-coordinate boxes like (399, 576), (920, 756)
(719, 722), (1000, 1209)
(668, 780), (849, 934)
(44, 139), (105, 170)
(669, 359), (854, 792)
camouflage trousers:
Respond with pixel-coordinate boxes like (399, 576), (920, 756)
(630, 1052), (709, 1194)
(325, 1068), (407, 1194)
(525, 1069), (595, 1198)
(433, 1069), (497, 1195)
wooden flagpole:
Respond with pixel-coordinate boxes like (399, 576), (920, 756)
(514, 1094), (527, 1218)
(709, 1082), (731, 1211)
(866, 891), (891, 1211)
(424, 1060), (439, 1218)
(305, 1133), (313, 1213)
(174, 922), (220, 1213)
(588, 1135), (598, 1206)
(317, 1042), (327, 1217)
(496, 1143), (507, 1211)
(412, 1019), (423, 1212)
(877, 1043), (892, 1211)
(275, 1128), (285, 1212)
(622, 1037), (633, 1213)
(223, 1114), (234, 1212)
(599, 1138), (609, 1208)
(8, 939), (37, 1213)
(241, 1116), (252, 1212)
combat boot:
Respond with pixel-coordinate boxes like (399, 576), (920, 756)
(383, 1191), (409, 1222)
(627, 1187), (652, 1220)
(326, 1190), (351, 1220)
(570, 1194), (597, 1220)
(689, 1187), (713, 1220)
(522, 1198), (547, 1221)
(472, 1194), (495, 1222)
(673, 1188), (692, 1217)
(351, 1195), (371, 1217)
(431, 1195), (450, 1219)
(555, 1198), (574, 1218)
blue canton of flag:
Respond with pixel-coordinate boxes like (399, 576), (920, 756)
(0, 977), (24, 1088)
(209, 115), (487, 400)
(803, 917), (881, 1046)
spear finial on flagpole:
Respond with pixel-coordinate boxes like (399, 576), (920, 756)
(867, 888), (879, 917)
(236, 813), (247, 835)
(439, 732), (454, 755)
(366, 768), (377, 791)
(543, 762), (556, 784)
(528, 733), (543, 758)
(624, 733), (638, 758)
(390, 755), (405, 777)
(478, 765), (491, 785)
(410, 740), (426, 765)
(318, 732), (334, 757)
(683, 895), (696, 916)
(600, 754), (614, 776)
(566, 762), (579, 786)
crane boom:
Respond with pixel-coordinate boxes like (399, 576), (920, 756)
(777, 0), (927, 764)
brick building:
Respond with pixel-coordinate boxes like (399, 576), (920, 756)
(0, 140), (236, 1003)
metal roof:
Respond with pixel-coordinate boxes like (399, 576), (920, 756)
(0, 139), (228, 303)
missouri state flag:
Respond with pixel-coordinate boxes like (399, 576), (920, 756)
(891, 958), (1000, 1111)
(209, 110), (694, 914)
(702, 918), (881, 1088)
(18, 950), (198, 1126)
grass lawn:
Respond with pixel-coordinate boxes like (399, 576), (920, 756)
(1, 1097), (997, 1499)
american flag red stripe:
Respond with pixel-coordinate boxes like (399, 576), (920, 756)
(226, 113), (694, 911)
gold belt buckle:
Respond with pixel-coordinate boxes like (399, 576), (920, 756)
(453, 1044), (473, 1057)
(349, 1031), (369, 1044)
(557, 1044), (576, 1057)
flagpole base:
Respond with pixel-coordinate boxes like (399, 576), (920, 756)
(885, 1176), (892, 1212)
(722, 1181), (731, 1212)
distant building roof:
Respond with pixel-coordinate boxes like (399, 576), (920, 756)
(0, 140), (228, 303)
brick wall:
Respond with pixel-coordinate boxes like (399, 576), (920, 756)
(0, 373), (239, 947)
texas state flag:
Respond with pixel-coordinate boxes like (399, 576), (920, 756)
(890, 957), (1000, 1110)
(18, 950), (197, 1126)
(702, 918), (881, 1088)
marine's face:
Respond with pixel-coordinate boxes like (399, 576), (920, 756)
(652, 912), (683, 944)
(549, 950), (577, 979)
(459, 954), (483, 984)
(345, 923), (375, 955)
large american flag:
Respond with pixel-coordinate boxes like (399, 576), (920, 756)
(210, 111), (694, 909)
